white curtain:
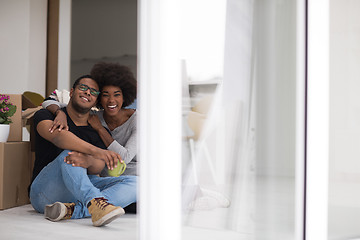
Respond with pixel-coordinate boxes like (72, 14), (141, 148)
(222, 0), (256, 234)
(181, 0), (256, 236)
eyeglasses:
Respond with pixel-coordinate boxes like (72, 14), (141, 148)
(77, 84), (100, 96)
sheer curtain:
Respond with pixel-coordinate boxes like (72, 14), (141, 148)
(181, 0), (256, 237)
(222, 0), (256, 234)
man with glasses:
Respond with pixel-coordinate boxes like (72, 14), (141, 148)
(29, 75), (137, 227)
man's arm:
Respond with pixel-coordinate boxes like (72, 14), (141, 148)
(37, 119), (121, 171)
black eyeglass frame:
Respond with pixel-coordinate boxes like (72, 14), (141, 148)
(77, 84), (100, 96)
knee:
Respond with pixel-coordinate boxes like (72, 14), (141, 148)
(126, 177), (137, 198)
(125, 175), (138, 185)
(30, 201), (44, 214)
(30, 192), (46, 214)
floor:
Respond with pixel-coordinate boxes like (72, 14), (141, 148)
(328, 179), (360, 240)
(2, 176), (358, 240)
(0, 204), (246, 240)
(0, 204), (138, 240)
(0, 175), (290, 240)
(329, 205), (360, 240)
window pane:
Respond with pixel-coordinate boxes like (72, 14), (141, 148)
(181, 0), (301, 239)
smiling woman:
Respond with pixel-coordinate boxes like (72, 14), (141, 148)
(88, 62), (137, 175)
(99, 86), (125, 119)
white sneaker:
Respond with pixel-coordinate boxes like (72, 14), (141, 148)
(201, 188), (231, 208)
(188, 196), (221, 210)
(188, 189), (230, 211)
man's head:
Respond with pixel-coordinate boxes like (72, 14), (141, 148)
(69, 75), (100, 114)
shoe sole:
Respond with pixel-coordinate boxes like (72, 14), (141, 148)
(44, 202), (66, 222)
(92, 207), (125, 227)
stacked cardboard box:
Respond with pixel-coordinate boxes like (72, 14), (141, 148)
(0, 94), (39, 210)
(0, 142), (31, 209)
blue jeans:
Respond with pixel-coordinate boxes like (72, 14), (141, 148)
(30, 150), (137, 219)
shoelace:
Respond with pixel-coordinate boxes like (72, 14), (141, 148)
(94, 198), (110, 210)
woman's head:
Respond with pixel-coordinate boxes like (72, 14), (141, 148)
(90, 62), (137, 108)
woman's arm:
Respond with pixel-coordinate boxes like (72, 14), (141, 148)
(88, 113), (137, 164)
(107, 113), (137, 164)
(88, 114), (115, 147)
(42, 99), (63, 109)
(108, 128), (137, 164)
(42, 99), (69, 132)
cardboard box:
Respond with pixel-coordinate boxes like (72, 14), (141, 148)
(7, 94), (22, 142)
(5, 93), (42, 143)
(0, 142), (31, 210)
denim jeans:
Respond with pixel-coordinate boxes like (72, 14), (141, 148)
(30, 150), (137, 219)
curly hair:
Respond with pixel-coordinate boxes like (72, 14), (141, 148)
(90, 62), (137, 108)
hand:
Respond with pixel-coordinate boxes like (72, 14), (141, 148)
(64, 151), (92, 168)
(93, 148), (123, 170)
(49, 110), (69, 133)
(88, 114), (103, 131)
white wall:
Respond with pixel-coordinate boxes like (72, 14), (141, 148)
(71, 0), (137, 60)
(329, 0), (360, 207)
(69, 0), (137, 84)
(58, 0), (72, 91)
(0, 0), (47, 96)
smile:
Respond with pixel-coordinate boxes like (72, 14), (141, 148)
(107, 105), (117, 109)
(81, 96), (90, 102)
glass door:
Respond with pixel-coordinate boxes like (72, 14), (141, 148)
(138, 0), (307, 239)
(180, 0), (304, 239)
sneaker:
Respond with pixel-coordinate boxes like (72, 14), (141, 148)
(200, 188), (231, 208)
(188, 195), (220, 210)
(87, 197), (125, 227)
(188, 188), (231, 211)
(44, 202), (75, 221)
